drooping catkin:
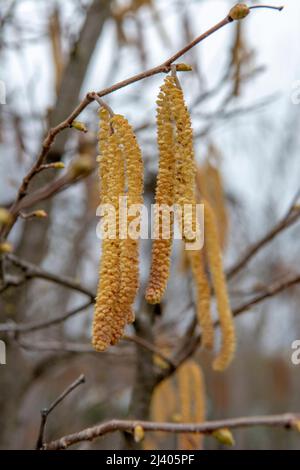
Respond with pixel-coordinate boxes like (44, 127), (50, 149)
(93, 108), (144, 350)
(111, 114), (144, 328)
(189, 250), (214, 350)
(204, 200), (236, 371)
(145, 77), (176, 304)
(167, 75), (214, 350)
(177, 360), (206, 450)
(93, 109), (124, 351)
(196, 148), (228, 250)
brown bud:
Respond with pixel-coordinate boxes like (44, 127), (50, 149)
(229, 4), (250, 21)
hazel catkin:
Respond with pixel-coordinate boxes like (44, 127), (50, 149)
(93, 109), (124, 351)
(111, 114), (144, 329)
(145, 77), (176, 304)
(93, 108), (144, 350)
(204, 200), (236, 371)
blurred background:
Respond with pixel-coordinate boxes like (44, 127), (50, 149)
(0, 0), (299, 450)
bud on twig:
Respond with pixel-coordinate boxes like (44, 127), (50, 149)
(52, 162), (65, 169)
(229, 4), (250, 21)
(0, 208), (12, 226)
(20, 210), (48, 220)
(71, 121), (88, 133)
(69, 154), (94, 178)
(134, 425), (145, 443)
(174, 63), (193, 72)
(0, 242), (13, 254)
(212, 428), (235, 446)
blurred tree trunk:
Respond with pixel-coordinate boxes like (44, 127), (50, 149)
(0, 0), (111, 448)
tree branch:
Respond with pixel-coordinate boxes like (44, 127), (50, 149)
(4, 253), (95, 299)
(43, 411), (299, 450)
(227, 193), (300, 279)
(36, 374), (85, 449)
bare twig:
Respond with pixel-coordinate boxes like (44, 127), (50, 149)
(4, 253), (95, 299)
(157, 273), (300, 382)
(36, 374), (85, 450)
(0, 301), (93, 334)
(124, 334), (176, 370)
(227, 195), (300, 279)
(44, 411), (299, 450)
(232, 274), (300, 316)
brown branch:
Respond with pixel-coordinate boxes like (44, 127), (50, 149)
(157, 273), (300, 383)
(43, 411), (299, 450)
(232, 274), (300, 316)
(1, 4), (282, 240)
(4, 253), (95, 299)
(36, 374), (85, 449)
(227, 195), (300, 279)
(0, 301), (93, 334)
(124, 334), (176, 370)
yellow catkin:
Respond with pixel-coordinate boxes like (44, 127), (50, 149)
(111, 114), (144, 330)
(92, 110), (124, 351)
(189, 251), (214, 350)
(93, 109), (144, 350)
(145, 78), (176, 304)
(177, 360), (206, 450)
(204, 200), (236, 371)
(197, 154), (228, 250)
(167, 76), (214, 351)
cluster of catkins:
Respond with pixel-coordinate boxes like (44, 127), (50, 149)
(92, 110), (143, 351)
(93, 73), (236, 371)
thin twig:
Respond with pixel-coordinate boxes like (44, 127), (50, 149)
(227, 195), (300, 279)
(36, 374), (85, 450)
(43, 411), (299, 450)
(157, 273), (300, 382)
(5, 253), (95, 299)
(249, 5), (284, 11)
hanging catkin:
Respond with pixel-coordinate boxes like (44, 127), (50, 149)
(189, 250), (214, 350)
(93, 108), (143, 350)
(177, 360), (206, 450)
(93, 109), (124, 351)
(166, 74), (214, 351)
(112, 114), (144, 329)
(145, 77), (176, 304)
(204, 200), (236, 371)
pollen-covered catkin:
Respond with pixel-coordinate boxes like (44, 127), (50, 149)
(189, 250), (214, 349)
(145, 78), (176, 304)
(93, 109), (124, 351)
(167, 75), (214, 348)
(204, 200), (236, 371)
(111, 114), (144, 328)
(177, 360), (206, 450)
